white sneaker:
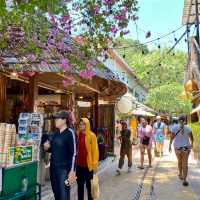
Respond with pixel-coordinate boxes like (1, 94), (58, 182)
(128, 167), (132, 173)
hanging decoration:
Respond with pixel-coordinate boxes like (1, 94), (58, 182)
(145, 31), (151, 39)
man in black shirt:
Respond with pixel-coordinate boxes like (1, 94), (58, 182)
(116, 121), (133, 174)
(44, 111), (77, 200)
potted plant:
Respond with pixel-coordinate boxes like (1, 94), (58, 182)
(97, 135), (105, 161)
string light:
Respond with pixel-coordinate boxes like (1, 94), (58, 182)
(173, 31), (178, 42)
(157, 38), (161, 49)
(115, 25), (186, 50)
(123, 48), (126, 58)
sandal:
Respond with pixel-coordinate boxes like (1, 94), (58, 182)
(183, 181), (189, 186)
(178, 175), (184, 180)
(137, 166), (144, 170)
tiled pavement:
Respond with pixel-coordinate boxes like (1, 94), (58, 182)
(41, 141), (200, 200)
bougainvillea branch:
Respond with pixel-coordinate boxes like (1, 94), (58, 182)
(0, 0), (138, 79)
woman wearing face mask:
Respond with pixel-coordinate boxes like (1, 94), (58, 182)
(76, 118), (99, 200)
(169, 115), (194, 186)
(137, 117), (154, 169)
(44, 111), (77, 200)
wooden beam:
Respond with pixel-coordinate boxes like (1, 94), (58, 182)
(0, 74), (7, 122)
(79, 82), (100, 94)
(94, 92), (99, 132)
(28, 74), (38, 112)
(57, 73), (100, 94)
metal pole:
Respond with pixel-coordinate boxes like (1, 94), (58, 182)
(196, 0), (200, 44)
(186, 24), (190, 53)
(195, 0), (200, 71)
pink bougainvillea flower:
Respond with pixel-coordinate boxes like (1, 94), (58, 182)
(27, 54), (36, 61)
(80, 69), (94, 79)
(103, 0), (115, 6)
(123, 30), (130, 35)
(58, 40), (65, 50)
(60, 58), (70, 72)
(110, 26), (118, 35)
(86, 62), (93, 70)
(51, 28), (60, 36)
(94, 5), (100, 15)
(41, 61), (48, 67)
(61, 15), (70, 24)
(62, 78), (75, 88)
(50, 15), (57, 26)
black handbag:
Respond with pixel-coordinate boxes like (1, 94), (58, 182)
(142, 136), (150, 145)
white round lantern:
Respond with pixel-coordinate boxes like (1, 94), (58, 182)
(117, 94), (133, 114)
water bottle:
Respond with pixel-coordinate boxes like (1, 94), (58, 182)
(21, 176), (28, 192)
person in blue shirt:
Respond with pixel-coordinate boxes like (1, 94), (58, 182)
(153, 116), (166, 157)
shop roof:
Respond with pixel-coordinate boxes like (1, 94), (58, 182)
(0, 56), (121, 82)
(182, 0), (200, 25)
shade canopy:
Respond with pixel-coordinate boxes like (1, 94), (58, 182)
(131, 109), (155, 117)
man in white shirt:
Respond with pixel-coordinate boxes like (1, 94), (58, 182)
(169, 115), (194, 187)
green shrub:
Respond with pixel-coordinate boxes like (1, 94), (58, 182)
(190, 122), (200, 151)
(97, 135), (105, 144)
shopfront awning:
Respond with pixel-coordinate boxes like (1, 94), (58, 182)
(0, 56), (122, 82)
(191, 104), (200, 114)
(0, 56), (127, 101)
(131, 109), (155, 117)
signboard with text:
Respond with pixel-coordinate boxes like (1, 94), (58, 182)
(14, 146), (33, 164)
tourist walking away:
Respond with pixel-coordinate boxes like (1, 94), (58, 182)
(138, 117), (154, 169)
(169, 117), (179, 134)
(76, 118), (99, 200)
(117, 121), (132, 174)
(169, 115), (194, 186)
(153, 116), (166, 157)
(44, 111), (77, 200)
(115, 120), (122, 147)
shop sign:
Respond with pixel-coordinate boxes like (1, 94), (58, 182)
(14, 146), (33, 164)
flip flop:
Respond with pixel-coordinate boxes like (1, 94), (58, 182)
(137, 166), (144, 170)
(178, 175), (184, 180)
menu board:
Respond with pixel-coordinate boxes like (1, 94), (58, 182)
(14, 146), (33, 164)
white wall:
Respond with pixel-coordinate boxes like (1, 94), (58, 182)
(102, 56), (147, 103)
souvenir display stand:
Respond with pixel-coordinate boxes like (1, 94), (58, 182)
(0, 113), (43, 200)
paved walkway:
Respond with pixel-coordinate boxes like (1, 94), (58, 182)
(41, 141), (200, 200)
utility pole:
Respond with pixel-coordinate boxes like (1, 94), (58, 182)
(195, 0), (200, 44)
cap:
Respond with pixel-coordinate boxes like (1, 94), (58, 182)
(156, 116), (161, 120)
(54, 111), (70, 119)
(178, 115), (186, 121)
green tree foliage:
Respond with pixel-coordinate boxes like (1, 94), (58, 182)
(115, 38), (186, 90)
(115, 38), (191, 115)
(0, 0), (138, 74)
(145, 83), (192, 115)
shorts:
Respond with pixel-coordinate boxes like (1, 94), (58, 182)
(140, 144), (152, 152)
(154, 134), (164, 144)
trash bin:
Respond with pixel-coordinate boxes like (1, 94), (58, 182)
(1, 161), (38, 200)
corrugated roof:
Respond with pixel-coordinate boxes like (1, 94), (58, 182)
(0, 56), (121, 82)
(182, 0), (200, 25)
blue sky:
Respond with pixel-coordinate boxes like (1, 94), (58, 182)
(128, 0), (188, 51)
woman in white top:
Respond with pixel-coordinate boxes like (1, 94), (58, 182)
(169, 115), (194, 187)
